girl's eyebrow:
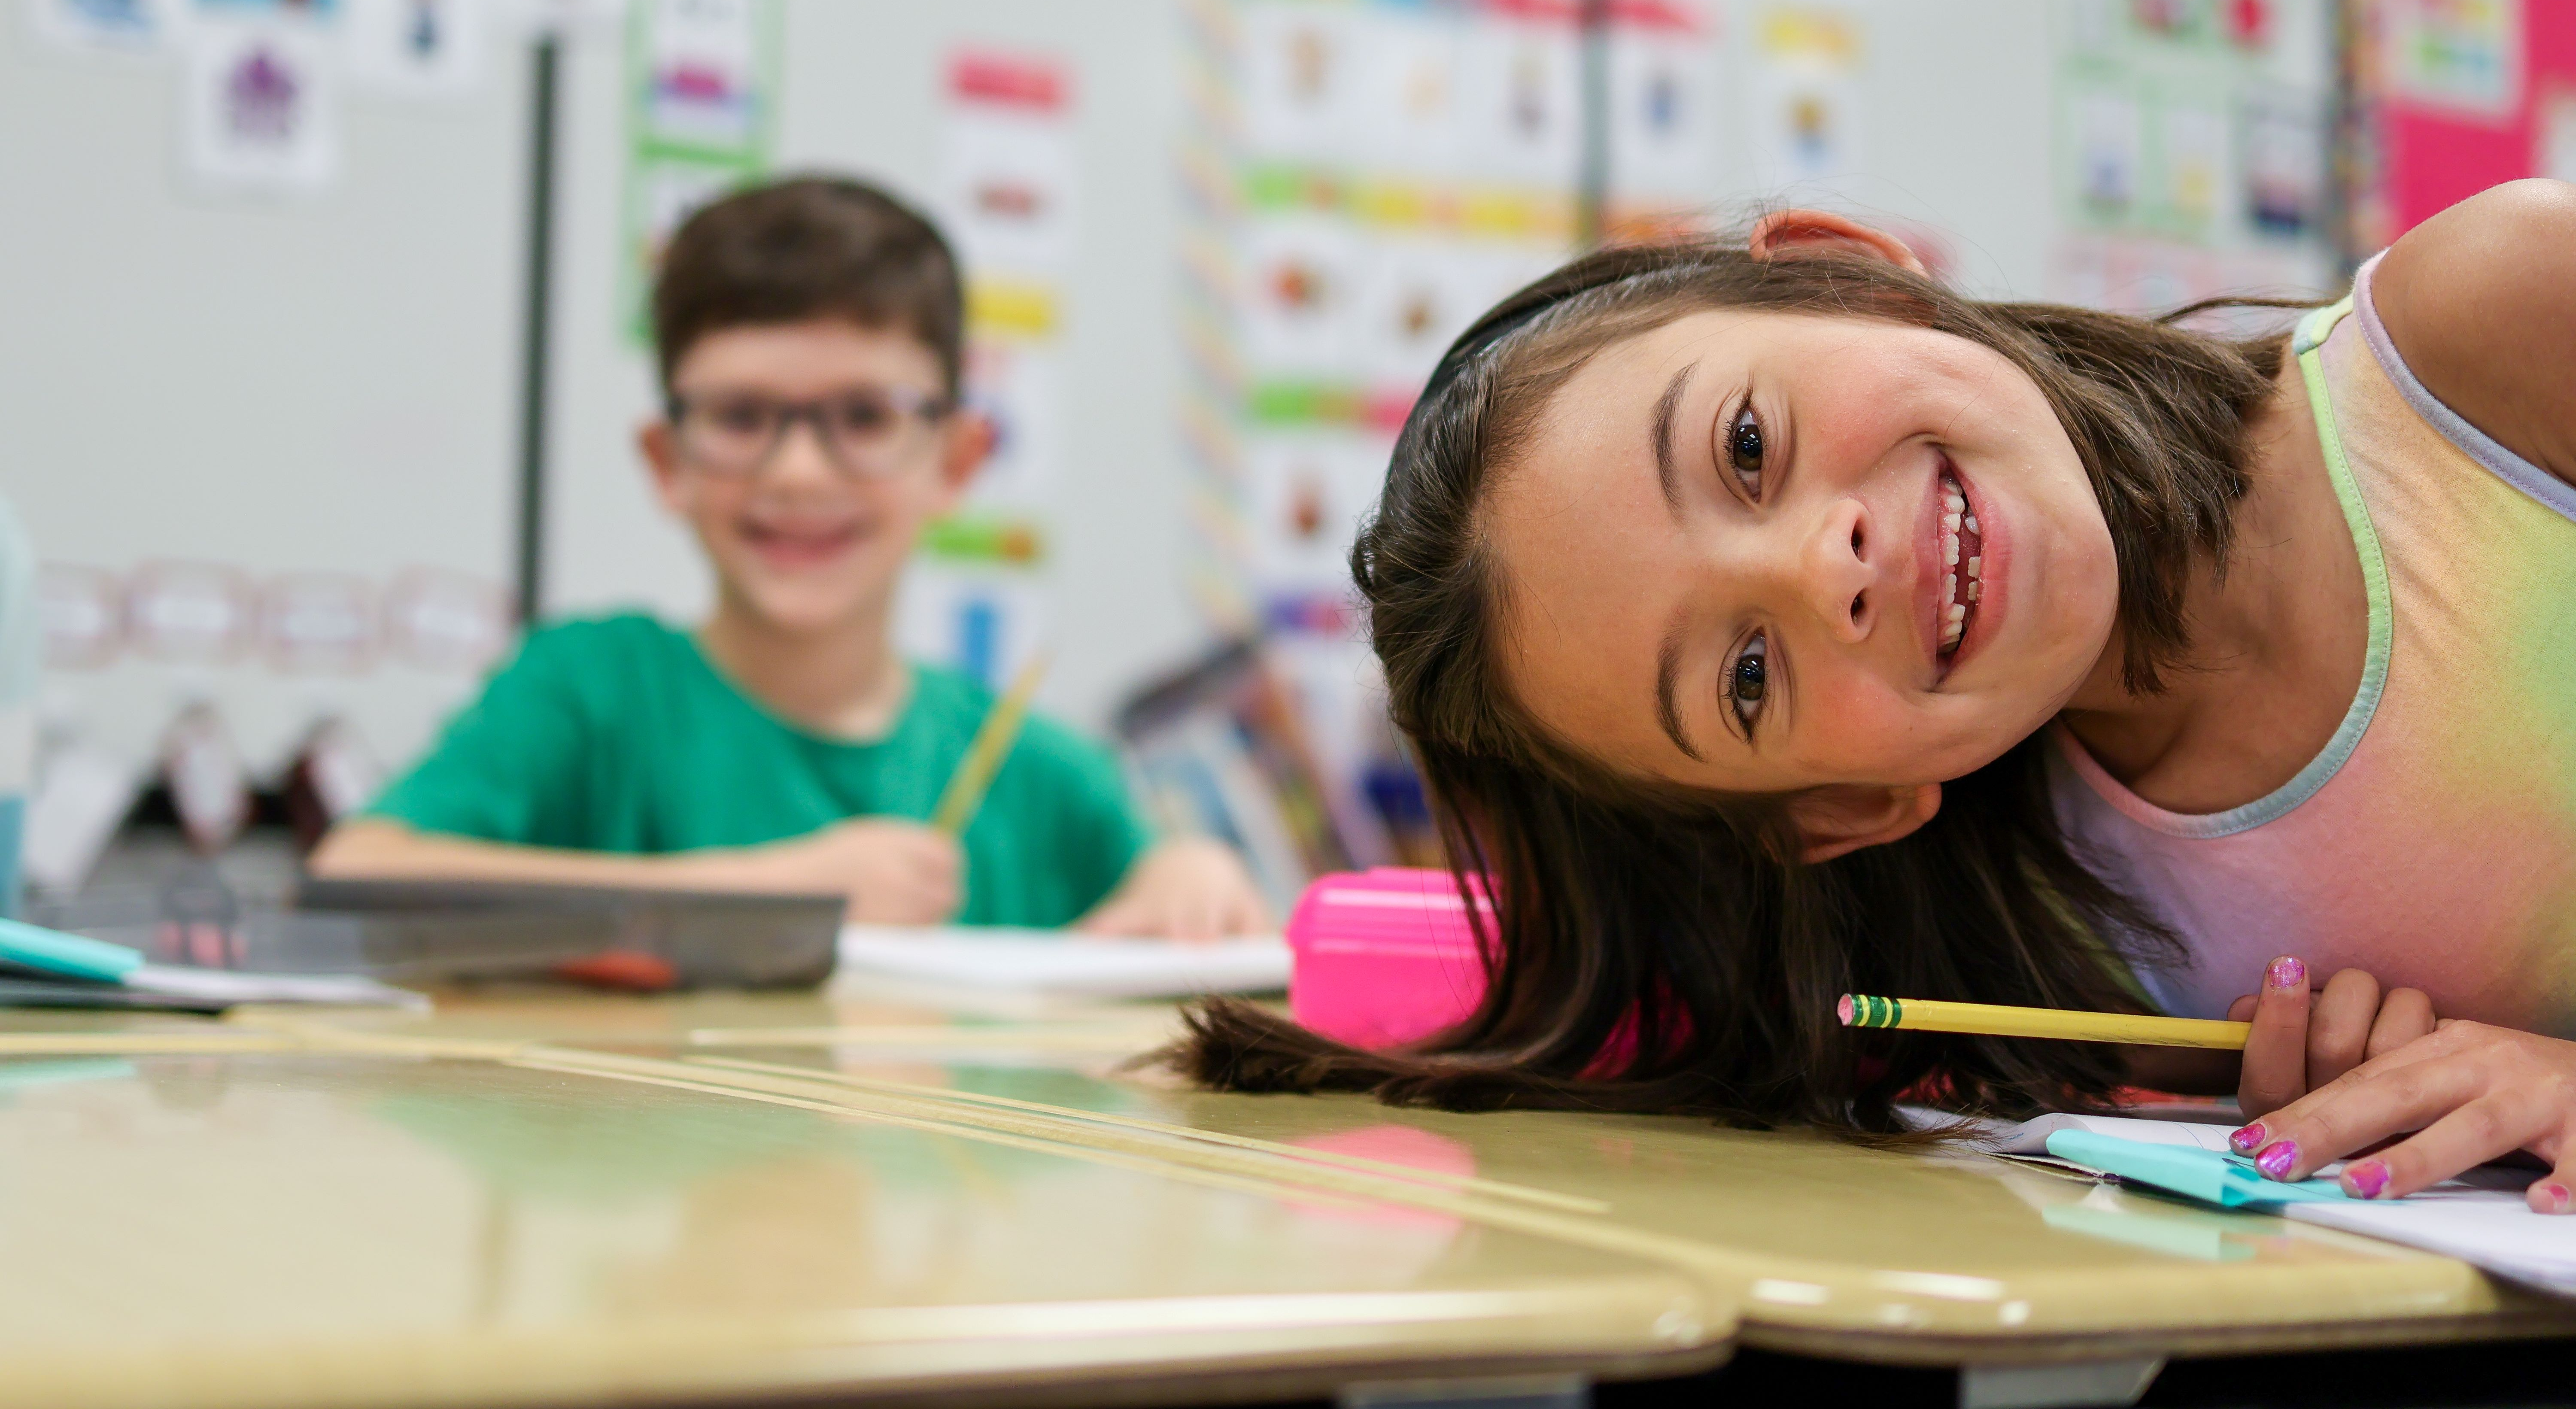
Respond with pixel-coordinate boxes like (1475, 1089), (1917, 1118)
(1651, 362), (1694, 513)
(1653, 618), (1703, 762)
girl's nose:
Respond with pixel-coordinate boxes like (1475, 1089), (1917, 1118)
(1803, 498), (1878, 644)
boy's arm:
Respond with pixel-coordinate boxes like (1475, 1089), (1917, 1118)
(311, 815), (963, 923)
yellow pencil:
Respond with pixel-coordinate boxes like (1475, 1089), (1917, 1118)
(930, 650), (1053, 838)
(1838, 993), (2252, 1049)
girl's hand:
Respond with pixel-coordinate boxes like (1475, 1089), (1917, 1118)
(2227, 1020), (2576, 1214)
(2227, 956), (2436, 1118)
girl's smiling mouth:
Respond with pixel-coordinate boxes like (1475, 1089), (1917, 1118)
(1924, 453), (1999, 681)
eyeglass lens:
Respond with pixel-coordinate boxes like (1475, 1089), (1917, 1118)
(676, 391), (940, 477)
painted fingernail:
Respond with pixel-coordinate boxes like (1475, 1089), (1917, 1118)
(2537, 1182), (2572, 1214)
(2267, 956), (2307, 990)
(2342, 1160), (2391, 1199)
(2254, 1139), (2300, 1180)
(2228, 1122), (2268, 1153)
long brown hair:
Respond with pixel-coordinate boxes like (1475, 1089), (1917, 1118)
(1171, 238), (2295, 1134)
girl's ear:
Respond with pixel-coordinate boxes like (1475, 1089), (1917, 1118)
(1748, 209), (1927, 275)
(1789, 782), (1942, 864)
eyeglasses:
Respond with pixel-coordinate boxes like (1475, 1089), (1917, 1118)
(667, 386), (953, 479)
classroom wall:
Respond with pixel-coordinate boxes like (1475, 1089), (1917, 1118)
(0, 7), (527, 781)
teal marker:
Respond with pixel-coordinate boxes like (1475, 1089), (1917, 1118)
(0, 917), (145, 983)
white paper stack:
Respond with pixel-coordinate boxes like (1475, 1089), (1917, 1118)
(835, 926), (1290, 999)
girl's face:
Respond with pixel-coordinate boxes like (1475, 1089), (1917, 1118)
(1482, 307), (2120, 800)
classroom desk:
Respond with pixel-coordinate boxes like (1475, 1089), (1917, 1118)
(1, 981), (2571, 1409)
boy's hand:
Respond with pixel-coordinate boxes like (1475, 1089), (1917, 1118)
(1075, 837), (1273, 942)
(2227, 956), (2436, 1118)
(727, 818), (962, 924)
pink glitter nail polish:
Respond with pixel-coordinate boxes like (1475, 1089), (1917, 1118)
(2343, 1160), (2390, 1199)
(2267, 955), (2306, 990)
(2228, 1123), (2267, 1153)
(2254, 1139), (2300, 1180)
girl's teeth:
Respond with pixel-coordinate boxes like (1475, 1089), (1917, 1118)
(1944, 537), (1959, 567)
(1964, 514), (1979, 533)
(1946, 603), (1966, 623)
(1943, 511), (1961, 531)
(1943, 572), (1956, 602)
(1944, 489), (1965, 511)
(1966, 555), (1981, 577)
(1968, 581), (1981, 601)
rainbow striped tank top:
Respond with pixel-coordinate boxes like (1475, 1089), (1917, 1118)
(2050, 254), (2576, 1034)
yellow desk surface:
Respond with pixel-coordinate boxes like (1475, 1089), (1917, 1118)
(2, 983), (2570, 1409)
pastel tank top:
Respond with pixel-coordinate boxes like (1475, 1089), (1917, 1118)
(2050, 254), (2576, 1035)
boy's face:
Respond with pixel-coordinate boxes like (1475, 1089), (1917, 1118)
(641, 319), (987, 638)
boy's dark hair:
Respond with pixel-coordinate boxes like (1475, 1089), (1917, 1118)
(1171, 237), (2305, 1138)
(652, 175), (964, 395)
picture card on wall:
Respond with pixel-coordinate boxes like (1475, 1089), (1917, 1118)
(1236, 214), (1363, 378)
(1607, 8), (1716, 203)
(1237, 0), (1356, 164)
(26, 0), (181, 58)
(1746, 6), (1865, 194)
(344, 0), (484, 97)
(1458, 16), (1581, 187)
(1345, 5), (1461, 178)
(960, 338), (1064, 507)
(180, 15), (340, 194)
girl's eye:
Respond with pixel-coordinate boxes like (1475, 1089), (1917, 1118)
(1727, 632), (1768, 734)
(1725, 404), (1765, 499)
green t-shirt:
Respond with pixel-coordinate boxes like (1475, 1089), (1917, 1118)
(368, 613), (1151, 927)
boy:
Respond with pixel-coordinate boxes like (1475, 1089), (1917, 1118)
(312, 177), (1270, 937)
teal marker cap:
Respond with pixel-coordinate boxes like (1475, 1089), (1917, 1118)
(0, 916), (145, 984)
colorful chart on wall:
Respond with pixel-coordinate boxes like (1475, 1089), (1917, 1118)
(617, 0), (778, 341)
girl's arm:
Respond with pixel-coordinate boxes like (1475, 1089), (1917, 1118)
(2372, 179), (2576, 488)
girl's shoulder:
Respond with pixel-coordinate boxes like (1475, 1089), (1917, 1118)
(2370, 179), (2576, 489)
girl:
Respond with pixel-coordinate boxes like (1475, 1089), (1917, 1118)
(1180, 181), (2576, 1212)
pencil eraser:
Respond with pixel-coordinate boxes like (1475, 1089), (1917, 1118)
(1837, 994), (1855, 1026)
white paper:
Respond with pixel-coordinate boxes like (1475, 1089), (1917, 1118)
(181, 18), (340, 194)
(343, 0), (483, 97)
(128, 963), (427, 1008)
(837, 926), (1290, 999)
(1944, 1110), (2576, 1298)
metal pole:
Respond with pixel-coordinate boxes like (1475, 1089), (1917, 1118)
(1576, 0), (1612, 248)
(512, 34), (562, 626)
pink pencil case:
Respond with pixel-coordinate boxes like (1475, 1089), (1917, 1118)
(1285, 867), (1490, 1049)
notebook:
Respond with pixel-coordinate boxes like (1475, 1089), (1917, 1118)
(835, 925), (1291, 999)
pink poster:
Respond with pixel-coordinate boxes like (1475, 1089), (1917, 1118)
(2378, 0), (2576, 234)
